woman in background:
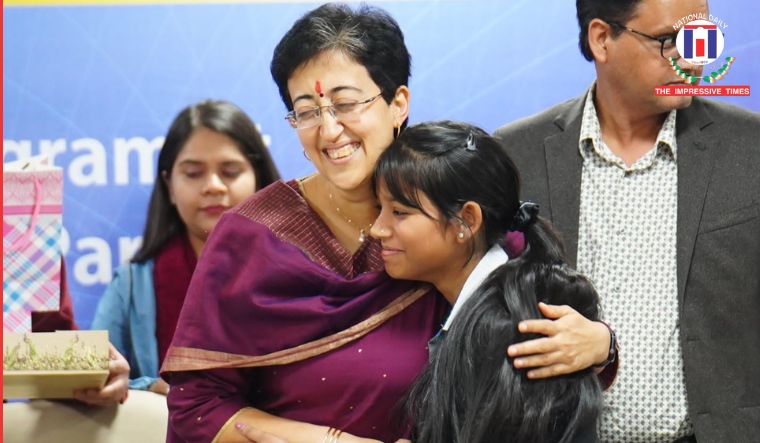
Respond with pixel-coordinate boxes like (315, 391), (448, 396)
(372, 121), (605, 443)
(92, 99), (280, 395)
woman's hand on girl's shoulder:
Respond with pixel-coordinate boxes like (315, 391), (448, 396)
(506, 302), (610, 379)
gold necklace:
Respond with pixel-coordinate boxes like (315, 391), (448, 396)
(328, 191), (373, 243)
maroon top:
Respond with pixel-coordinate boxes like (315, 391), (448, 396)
(153, 234), (197, 367)
(163, 181), (448, 442)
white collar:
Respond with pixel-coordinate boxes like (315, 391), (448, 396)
(442, 244), (509, 331)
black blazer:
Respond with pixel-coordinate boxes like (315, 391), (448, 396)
(494, 94), (760, 443)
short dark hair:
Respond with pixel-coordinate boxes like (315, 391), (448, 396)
(131, 100), (280, 263)
(270, 3), (411, 125)
(576, 0), (642, 61)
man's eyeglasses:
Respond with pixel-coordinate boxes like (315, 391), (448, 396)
(286, 92), (383, 130)
(608, 21), (680, 60)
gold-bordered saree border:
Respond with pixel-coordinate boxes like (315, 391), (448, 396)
(161, 286), (429, 372)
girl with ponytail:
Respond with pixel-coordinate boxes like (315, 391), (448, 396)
(371, 121), (612, 442)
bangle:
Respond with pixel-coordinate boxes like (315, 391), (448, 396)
(323, 427), (343, 443)
(594, 321), (618, 369)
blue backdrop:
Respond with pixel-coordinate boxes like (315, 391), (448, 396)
(4, 0), (759, 328)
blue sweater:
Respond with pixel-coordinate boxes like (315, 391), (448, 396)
(91, 261), (159, 390)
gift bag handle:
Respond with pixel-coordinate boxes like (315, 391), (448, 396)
(9, 178), (43, 251)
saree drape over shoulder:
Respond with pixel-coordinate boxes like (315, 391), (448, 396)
(162, 180), (448, 443)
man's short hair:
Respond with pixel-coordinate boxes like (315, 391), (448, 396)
(576, 0), (642, 61)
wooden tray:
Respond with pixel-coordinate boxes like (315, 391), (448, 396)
(3, 330), (109, 399)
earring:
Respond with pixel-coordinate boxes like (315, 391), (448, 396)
(393, 125), (400, 139)
(303, 150), (311, 161)
(457, 232), (465, 239)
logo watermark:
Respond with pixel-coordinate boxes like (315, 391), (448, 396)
(655, 13), (749, 96)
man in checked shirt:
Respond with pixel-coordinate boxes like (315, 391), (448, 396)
(494, 0), (760, 442)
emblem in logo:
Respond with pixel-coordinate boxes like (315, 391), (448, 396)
(676, 19), (725, 65)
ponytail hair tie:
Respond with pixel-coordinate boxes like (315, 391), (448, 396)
(509, 201), (539, 232)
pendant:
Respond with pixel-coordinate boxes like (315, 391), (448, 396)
(359, 230), (366, 243)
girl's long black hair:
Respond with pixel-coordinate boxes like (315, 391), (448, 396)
(374, 121), (602, 443)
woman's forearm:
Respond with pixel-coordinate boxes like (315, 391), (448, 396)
(216, 407), (324, 443)
(216, 407), (380, 443)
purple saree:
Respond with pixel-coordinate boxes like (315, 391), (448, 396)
(161, 180), (448, 443)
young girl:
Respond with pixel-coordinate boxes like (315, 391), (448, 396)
(371, 121), (605, 443)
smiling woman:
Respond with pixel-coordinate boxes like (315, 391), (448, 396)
(287, 49), (408, 248)
(160, 4), (449, 443)
(91, 99), (279, 396)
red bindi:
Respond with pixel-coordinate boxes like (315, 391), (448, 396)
(315, 81), (324, 97)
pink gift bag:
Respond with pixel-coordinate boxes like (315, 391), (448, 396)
(3, 156), (64, 333)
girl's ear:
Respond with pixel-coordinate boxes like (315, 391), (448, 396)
(458, 201), (484, 239)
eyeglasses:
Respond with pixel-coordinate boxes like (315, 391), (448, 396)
(608, 21), (679, 60)
(286, 92), (383, 130)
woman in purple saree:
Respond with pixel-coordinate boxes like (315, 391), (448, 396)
(163, 180), (446, 443)
(161, 4), (614, 443)
(161, 5), (447, 442)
